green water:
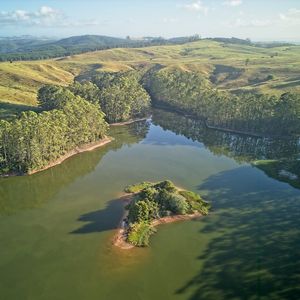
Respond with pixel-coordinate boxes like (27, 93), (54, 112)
(0, 109), (299, 300)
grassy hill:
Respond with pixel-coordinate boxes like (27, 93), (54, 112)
(1, 39), (300, 118)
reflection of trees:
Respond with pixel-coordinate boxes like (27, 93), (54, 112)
(177, 167), (300, 300)
(0, 121), (149, 215)
(255, 160), (300, 190)
(152, 109), (300, 162)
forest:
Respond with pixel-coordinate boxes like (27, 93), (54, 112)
(0, 72), (151, 174)
(144, 68), (300, 136)
(0, 94), (108, 174)
(123, 180), (210, 247)
(38, 72), (151, 123)
(38, 68), (300, 136)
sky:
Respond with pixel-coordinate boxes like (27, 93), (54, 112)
(0, 0), (299, 41)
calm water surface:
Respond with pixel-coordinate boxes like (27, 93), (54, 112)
(0, 109), (299, 300)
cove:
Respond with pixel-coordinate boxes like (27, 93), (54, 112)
(0, 109), (299, 300)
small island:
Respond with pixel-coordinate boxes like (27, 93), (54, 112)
(114, 180), (210, 249)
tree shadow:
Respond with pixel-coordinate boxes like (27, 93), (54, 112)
(0, 101), (38, 120)
(176, 166), (300, 300)
(70, 195), (130, 234)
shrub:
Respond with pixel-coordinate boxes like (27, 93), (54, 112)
(128, 199), (160, 223)
(179, 190), (210, 215)
(167, 194), (189, 215)
(154, 180), (176, 192)
(139, 187), (159, 201)
(127, 222), (156, 246)
(124, 182), (152, 193)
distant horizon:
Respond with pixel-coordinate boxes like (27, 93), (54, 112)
(0, 1), (299, 41)
(0, 34), (299, 44)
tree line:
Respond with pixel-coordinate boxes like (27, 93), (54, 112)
(38, 72), (151, 123)
(144, 68), (300, 136)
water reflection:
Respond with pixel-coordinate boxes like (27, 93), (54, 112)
(152, 109), (300, 162)
(152, 109), (300, 188)
(0, 121), (150, 215)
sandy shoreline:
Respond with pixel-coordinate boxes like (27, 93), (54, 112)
(1, 137), (112, 177)
(113, 192), (202, 250)
(28, 137), (113, 175)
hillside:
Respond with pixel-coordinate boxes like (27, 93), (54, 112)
(0, 35), (135, 60)
(0, 36), (55, 54)
(0, 39), (300, 118)
(0, 35), (199, 61)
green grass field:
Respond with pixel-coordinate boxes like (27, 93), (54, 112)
(1, 39), (300, 118)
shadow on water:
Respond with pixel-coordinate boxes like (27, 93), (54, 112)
(176, 166), (300, 300)
(70, 199), (124, 234)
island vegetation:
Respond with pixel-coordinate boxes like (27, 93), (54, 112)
(115, 180), (210, 248)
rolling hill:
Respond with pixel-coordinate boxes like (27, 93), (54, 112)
(0, 38), (300, 118)
(0, 34), (200, 61)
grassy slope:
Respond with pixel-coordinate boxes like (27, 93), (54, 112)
(0, 40), (299, 117)
(0, 61), (76, 104)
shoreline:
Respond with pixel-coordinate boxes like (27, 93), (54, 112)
(1, 136), (113, 178)
(205, 123), (270, 138)
(113, 192), (202, 250)
(0, 116), (149, 178)
(110, 117), (150, 126)
(154, 105), (295, 138)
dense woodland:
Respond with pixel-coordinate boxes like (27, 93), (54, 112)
(91, 72), (151, 122)
(0, 72), (150, 174)
(38, 72), (151, 123)
(144, 68), (300, 135)
(0, 94), (108, 174)
(39, 68), (300, 136)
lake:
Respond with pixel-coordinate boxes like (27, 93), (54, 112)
(0, 109), (299, 300)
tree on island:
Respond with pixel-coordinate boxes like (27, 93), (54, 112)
(121, 180), (210, 247)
